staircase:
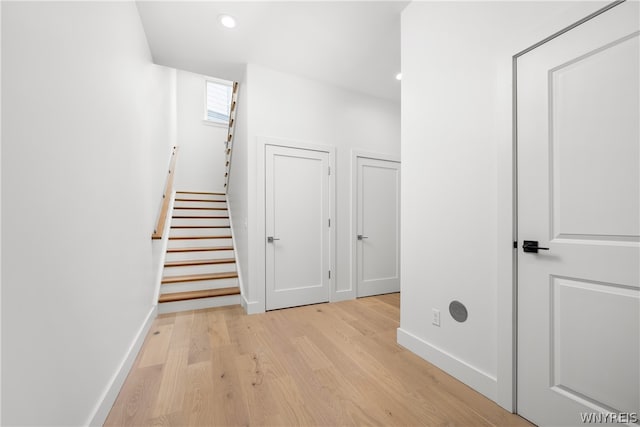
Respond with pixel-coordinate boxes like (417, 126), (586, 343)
(158, 190), (241, 313)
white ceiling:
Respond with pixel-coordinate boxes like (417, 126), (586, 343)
(136, 1), (408, 102)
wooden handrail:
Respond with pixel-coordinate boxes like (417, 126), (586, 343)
(224, 81), (239, 191)
(152, 146), (179, 240)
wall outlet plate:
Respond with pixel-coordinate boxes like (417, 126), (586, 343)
(432, 308), (441, 326)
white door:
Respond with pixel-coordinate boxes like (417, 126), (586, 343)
(517, 3), (639, 425)
(356, 157), (401, 297)
(265, 145), (331, 311)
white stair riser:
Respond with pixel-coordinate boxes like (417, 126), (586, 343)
(163, 262), (237, 276)
(174, 196), (226, 200)
(175, 200), (226, 206)
(161, 277), (239, 294)
(170, 227), (231, 238)
(158, 294), (241, 314)
(165, 250), (235, 262)
(171, 218), (229, 227)
(168, 238), (232, 249)
(172, 208), (227, 216)
(173, 201), (226, 209)
(174, 193), (225, 200)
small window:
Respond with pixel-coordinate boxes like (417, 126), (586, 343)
(204, 79), (233, 125)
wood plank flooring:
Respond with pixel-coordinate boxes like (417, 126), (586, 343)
(105, 294), (532, 426)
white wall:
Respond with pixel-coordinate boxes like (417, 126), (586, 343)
(174, 70), (228, 192)
(2, 2), (175, 425)
(151, 70), (178, 283)
(399, 0), (607, 410)
(239, 63), (400, 313)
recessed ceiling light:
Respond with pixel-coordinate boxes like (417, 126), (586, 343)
(395, 73), (402, 81)
(218, 14), (236, 29)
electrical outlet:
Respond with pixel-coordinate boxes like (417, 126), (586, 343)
(432, 309), (441, 327)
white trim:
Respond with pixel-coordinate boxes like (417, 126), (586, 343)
(0, 1), (3, 420)
(332, 289), (354, 302)
(255, 136), (337, 312)
(201, 119), (229, 129)
(397, 328), (498, 401)
(350, 150), (401, 299)
(260, 136), (336, 154)
(239, 293), (262, 315)
(244, 299), (264, 315)
(204, 76), (234, 87)
(225, 194), (245, 308)
(351, 150), (400, 164)
(87, 305), (157, 426)
(152, 190), (176, 307)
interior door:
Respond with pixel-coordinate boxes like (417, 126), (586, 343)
(517, 2), (639, 425)
(265, 145), (330, 311)
(356, 156), (400, 297)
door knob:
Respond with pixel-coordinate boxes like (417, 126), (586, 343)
(523, 240), (549, 253)
(357, 235), (369, 240)
(267, 236), (280, 243)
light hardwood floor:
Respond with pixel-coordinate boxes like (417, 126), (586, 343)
(105, 294), (532, 426)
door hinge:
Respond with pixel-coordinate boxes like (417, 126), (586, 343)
(328, 218), (331, 227)
(328, 270), (331, 279)
(328, 166), (331, 175)
(513, 241), (517, 249)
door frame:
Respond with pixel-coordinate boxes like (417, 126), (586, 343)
(256, 136), (336, 312)
(509, 0), (626, 413)
(350, 150), (401, 299)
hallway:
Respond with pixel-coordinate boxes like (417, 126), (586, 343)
(105, 295), (531, 426)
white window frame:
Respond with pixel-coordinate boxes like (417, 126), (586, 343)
(203, 77), (233, 128)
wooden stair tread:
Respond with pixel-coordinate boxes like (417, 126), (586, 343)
(174, 198), (226, 203)
(171, 225), (230, 229)
(173, 207), (227, 210)
(167, 246), (234, 253)
(158, 287), (240, 303)
(172, 215), (229, 219)
(176, 191), (225, 196)
(162, 272), (238, 284)
(164, 258), (236, 268)
(169, 235), (232, 240)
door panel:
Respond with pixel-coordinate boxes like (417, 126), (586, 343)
(551, 32), (639, 239)
(265, 145), (330, 310)
(551, 277), (639, 414)
(517, 2), (639, 425)
(356, 157), (400, 297)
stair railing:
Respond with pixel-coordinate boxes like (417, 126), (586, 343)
(223, 82), (239, 192)
(152, 145), (179, 239)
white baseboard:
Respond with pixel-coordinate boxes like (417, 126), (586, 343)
(88, 305), (157, 426)
(245, 299), (264, 314)
(240, 295), (265, 314)
(332, 289), (355, 302)
(396, 328), (497, 401)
